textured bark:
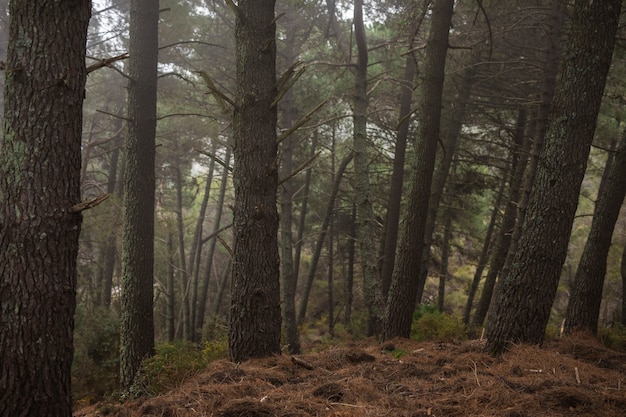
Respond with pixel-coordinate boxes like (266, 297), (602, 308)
(417, 51), (477, 305)
(352, 0), (384, 336)
(229, 0), (282, 362)
(485, 0), (621, 355)
(501, 1), (565, 281)
(380, 51), (417, 299)
(383, 0), (454, 340)
(120, 0), (158, 392)
(0, 1), (90, 416)
(564, 134), (626, 335)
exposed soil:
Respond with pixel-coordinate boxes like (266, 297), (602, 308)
(74, 334), (626, 417)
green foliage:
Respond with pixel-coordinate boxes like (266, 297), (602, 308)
(411, 305), (467, 342)
(598, 325), (626, 352)
(72, 305), (120, 405)
(139, 338), (228, 396)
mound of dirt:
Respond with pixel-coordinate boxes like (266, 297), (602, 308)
(74, 335), (626, 417)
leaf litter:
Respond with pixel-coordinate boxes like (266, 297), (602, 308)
(74, 333), (626, 417)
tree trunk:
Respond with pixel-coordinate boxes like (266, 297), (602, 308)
(0, 1), (90, 415)
(297, 152), (354, 323)
(196, 147), (231, 338)
(463, 173), (507, 326)
(417, 51), (478, 305)
(500, 1), (565, 284)
(344, 203), (357, 327)
(167, 232), (176, 342)
(564, 133), (626, 335)
(229, 0), (282, 361)
(279, 13), (301, 354)
(380, 49), (417, 299)
(383, 0), (454, 340)
(437, 186), (454, 313)
(471, 108), (529, 328)
(120, 0), (158, 392)
(98, 127), (123, 308)
(173, 156), (192, 341)
(352, 0), (384, 336)
(189, 141), (217, 342)
(485, 0), (621, 355)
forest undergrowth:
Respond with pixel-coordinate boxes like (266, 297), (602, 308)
(73, 320), (626, 417)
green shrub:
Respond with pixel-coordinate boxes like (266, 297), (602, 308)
(598, 324), (626, 352)
(411, 305), (467, 342)
(139, 338), (228, 396)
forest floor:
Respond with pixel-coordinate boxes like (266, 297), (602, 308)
(74, 333), (626, 417)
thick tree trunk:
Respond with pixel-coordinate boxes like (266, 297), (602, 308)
(380, 51), (417, 299)
(485, 0), (621, 355)
(229, 0), (282, 361)
(120, 0), (158, 392)
(500, 1), (565, 283)
(383, 0), (454, 340)
(564, 134), (626, 335)
(417, 51), (477, 305)
(0, 1), (90, 415)
(352, 0), (385, 336)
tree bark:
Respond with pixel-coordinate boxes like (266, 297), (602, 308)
(564, 133), (626, 335)
(485, 0), (621, 355)
(352, 0), (385, 336)
(120, 0), (158, 392)
(383, 0), (454, 340)
(229, 0), (282, 361)
(0, 1), (90, 415)
(380, 49), (417, 299)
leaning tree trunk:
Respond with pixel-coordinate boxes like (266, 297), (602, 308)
(564, 133), (626, 335)
(196, 147), (230, 337)
(229, 0), (282, 362)
(485, 0), (621, 355)
(471, 109), (529, 328)
(380, 46), (417, 299)
(0, 1), (90, 416)
(298, 152), (354, 323)
(383, 0), (454, 340)
(120, 0), (159, 393)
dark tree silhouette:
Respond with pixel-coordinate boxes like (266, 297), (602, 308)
(229, 0), (282, 361)
(0, 1), (90, 415)
(485, 0), (621, 355)
(383, 0), (454, 340)
(120, 0), (159, 393)
(565, 134), (626, 335)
